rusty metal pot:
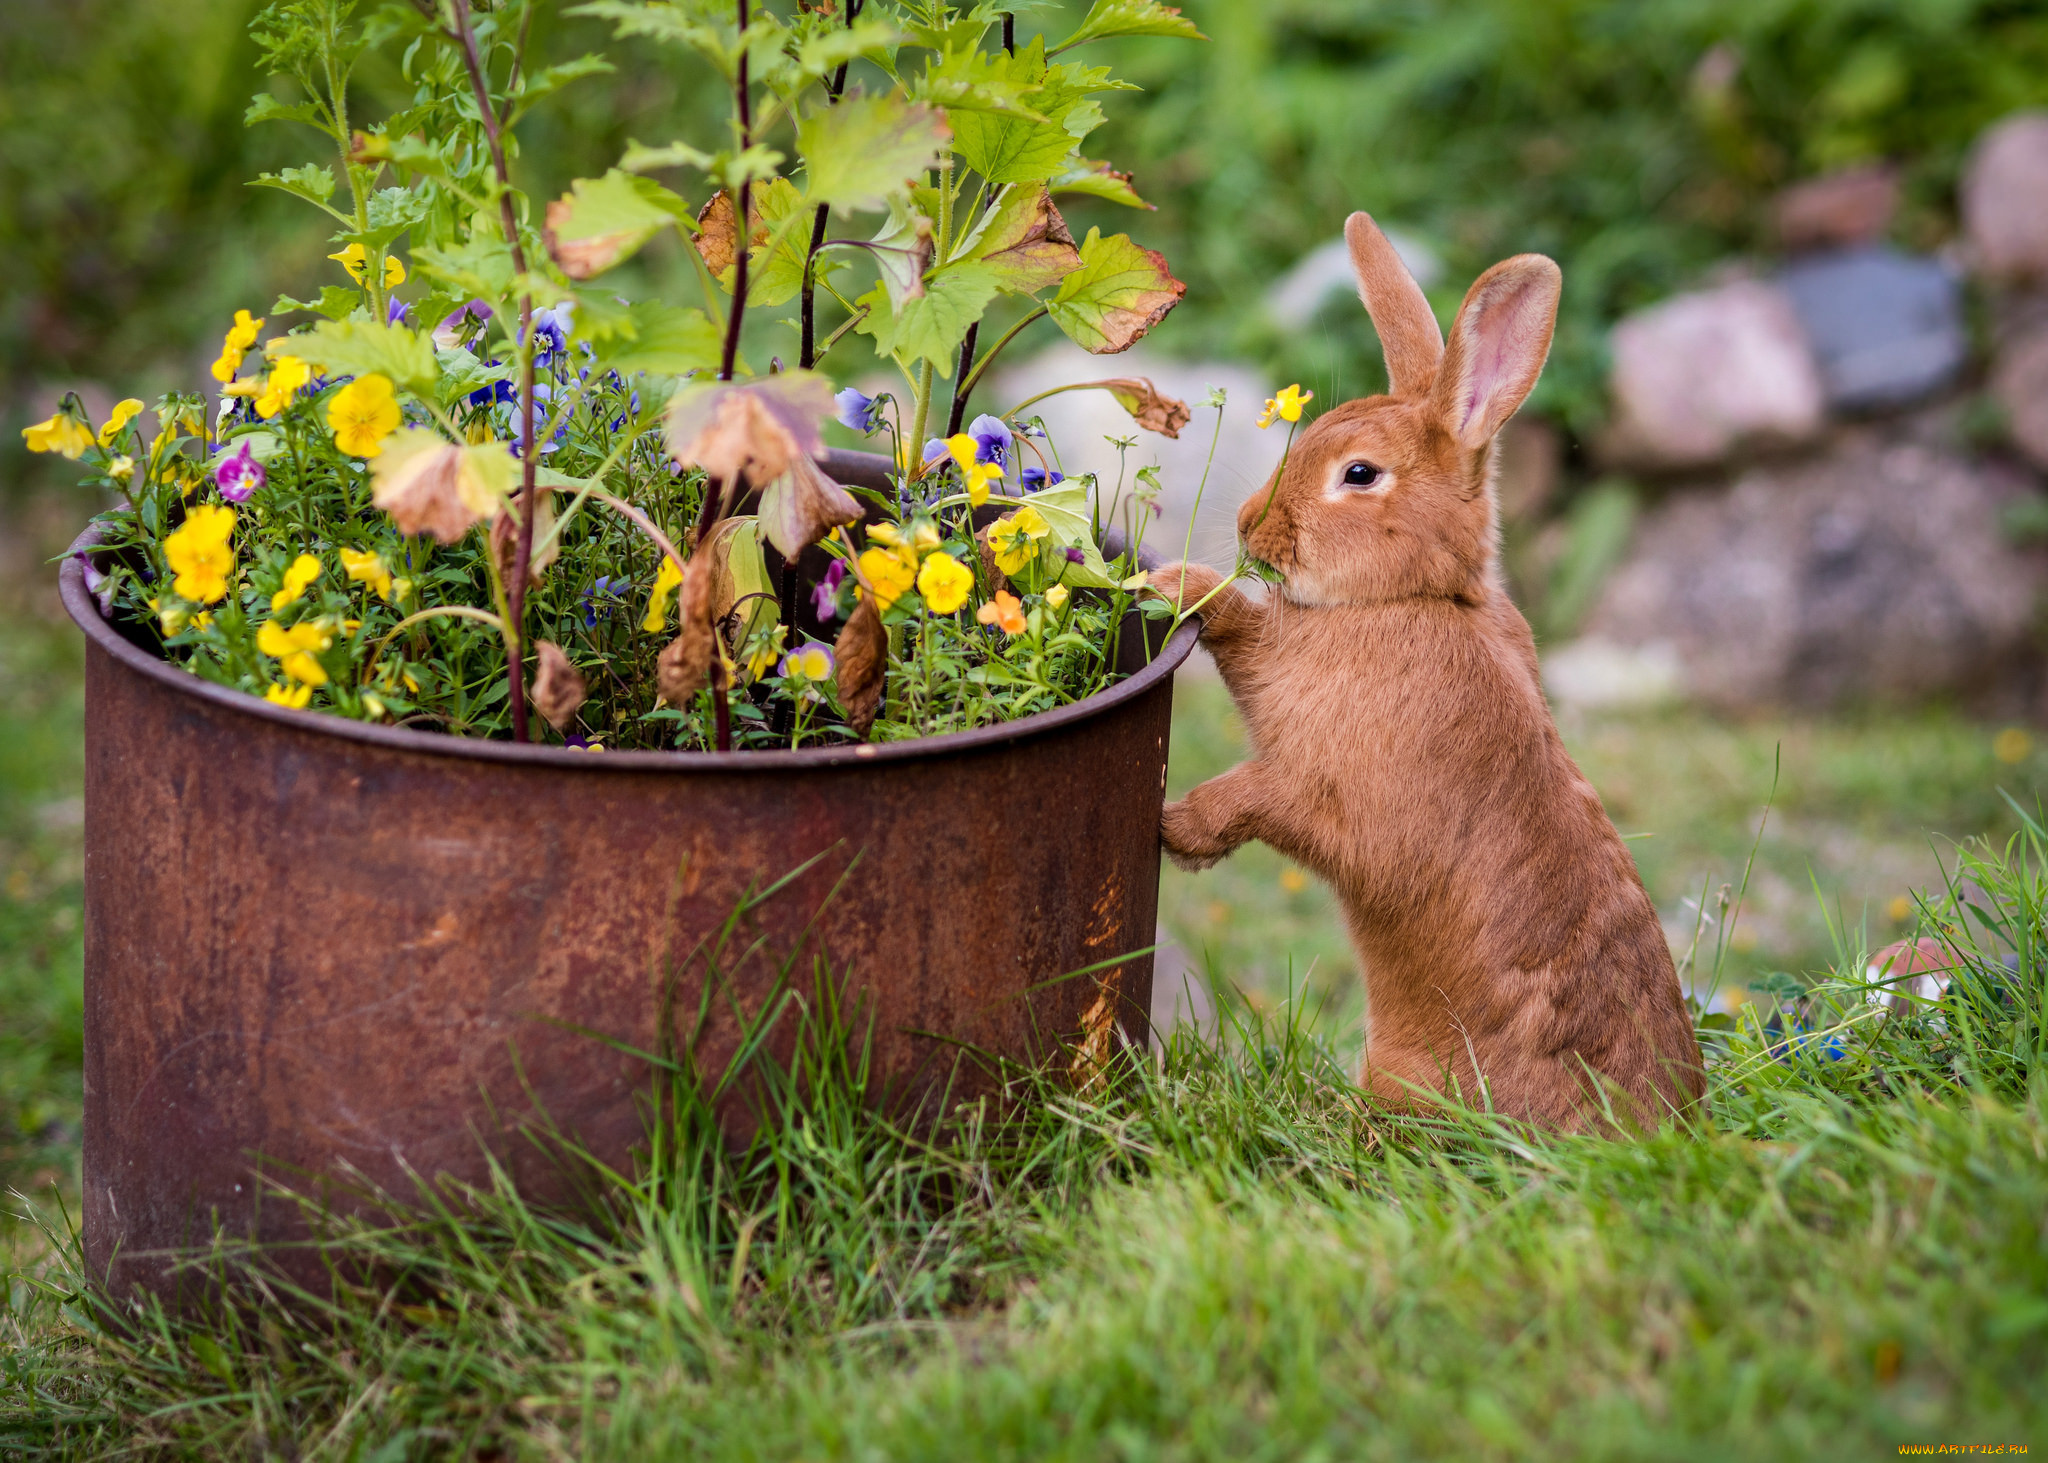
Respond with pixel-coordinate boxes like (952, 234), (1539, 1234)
(60, 478), (1194, 1303)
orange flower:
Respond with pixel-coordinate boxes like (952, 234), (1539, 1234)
(976, 588), (1027, 635)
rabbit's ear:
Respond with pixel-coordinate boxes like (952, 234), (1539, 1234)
(1345, 212), (1443, 399)
(1431, 254), (1562, 452)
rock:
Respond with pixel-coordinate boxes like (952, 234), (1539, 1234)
(1963, 111), (2048, 279)
(1603, 280), (1826, 471)
(1992, 325), (2048, 471)
(1777, 246), (1966, 410)
(1582, 424), (2044, 708)
(1775, 166), (1899, 252)
(1541, 637), (1682, 710)
(1266, 227), (1442, 330)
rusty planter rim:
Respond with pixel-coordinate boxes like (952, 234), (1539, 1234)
(60, 521), (1199, 773)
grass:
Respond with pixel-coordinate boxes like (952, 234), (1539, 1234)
(3, 517), (2046, 1456)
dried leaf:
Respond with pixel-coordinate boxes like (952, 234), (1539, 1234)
(965, 184), (1082, 296)
(1098, 377), (1191, 437)
(667, 373), (835, 488)
(656, 555), (716, 706)
(489, 488), (561, 583)
(1047, 228), (1186, 355)
(529, 640), (588, 731)
(544, 170), (688, 280)
(693, 189), (760, 276)
(756, 453), (863, 559)
(370, 429), (512, 544)
(833, 594), (886, 738)
(695, 180), (809, 306)
(703, 516), (778, 644)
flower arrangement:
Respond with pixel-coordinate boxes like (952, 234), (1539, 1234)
(31, 0), (1210, 751)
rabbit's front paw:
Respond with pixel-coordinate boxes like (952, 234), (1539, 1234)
(1160, 799), (1226, 871)
(1149, 561), (1221, 615)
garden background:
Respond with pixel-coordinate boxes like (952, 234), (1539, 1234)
(6, 1), (2048, 1455)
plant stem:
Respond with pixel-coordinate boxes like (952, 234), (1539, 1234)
(945, 321), (979, 435)
(908, 359), (936, 466)
(449, 0), (538, 743)
(798, 0), (861, 369)
(956, 305), (1047, 403)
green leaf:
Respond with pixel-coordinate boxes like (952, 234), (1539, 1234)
(947, 42), (1084, 185)
(915, 45), (1048, 120)
(1015, 480), (1116, 588)
(959, 184), (1082, 295)
(273, 320), (440, 395)
(621, 137), (717, 175)
(795, 16), (901, 76)
(863, 196), (937, 313)
(434, 348), (513, 407)
(570, 0), (735, 70)
(271, 286), (363, 322)
(855, 262), (1001, 375)
(188, 1334), (235, 1386)
(336, 188), (430, 251)
(249, 164), (336, 210)
(797, 92), (952, 214)
(244, 92), (324, 130)
(508, 54), (615, 123)
(415, 239), (518, 303)
(1049, 157), (1152, 209)
(1047, 228), (1185, 354)
(1051, 0), (1206, 54)
(544, 170), (690, 279)
(583, 302), (722, 378)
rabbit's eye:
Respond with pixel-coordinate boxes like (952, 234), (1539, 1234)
(1342, 462), (1381, 488)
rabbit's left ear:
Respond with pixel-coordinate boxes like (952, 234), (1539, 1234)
(1430, 255), (1561, 452)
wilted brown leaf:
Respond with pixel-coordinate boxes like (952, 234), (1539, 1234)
(545, 197), (633, 280)
(1098, 378), (1191, 438)
(833, 594), (886, 738)
(694, 190), (765, 276)
(1046, 229), (1187, 355)
(488, 489), (561, 584)
(529, 640), (588, 731)
(371, 429), (511, 544)
(655, 555), (716, 706)
(756, 454), (863, 558)
(668, 374), (836, 490)
(970, 184), (1082, 296)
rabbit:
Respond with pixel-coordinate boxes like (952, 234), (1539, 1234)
(1153, 212), (1705, 1132)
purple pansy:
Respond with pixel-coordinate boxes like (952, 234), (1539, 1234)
(967, 412), (1012, 468)
(1064, 546), (1086, 565)
(1020, 467), (1065, 491)
(835, 387), (884, 434)
(386, 295), (413, 326)
(528, 304), (574, 367)
(811, 559), (847, 623)
(433, 299), (493, 350)
(215, 441), (266, 503)
(922, 437), (949, 467)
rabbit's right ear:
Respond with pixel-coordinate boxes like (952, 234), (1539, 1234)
(1345, 212), (1444, 399)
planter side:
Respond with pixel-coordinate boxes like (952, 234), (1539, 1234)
(70, 555), (1192, 1302)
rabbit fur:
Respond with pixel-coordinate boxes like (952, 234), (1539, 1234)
(1155, 212), (1705, 1132)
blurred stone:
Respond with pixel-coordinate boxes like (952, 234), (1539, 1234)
(1603, 280), (1826, 470)
(1992, 325), (2048, 471)
(1493, 417), (1561, 522)
(1541, 637), (1682, 709)
(1584, 426), (2044, 707)
(1778, 246), (1966, 410)
(1775, 166), (1899, 251)
(1266, 227), (1442, 329)
(1963, 111), (2048, 278)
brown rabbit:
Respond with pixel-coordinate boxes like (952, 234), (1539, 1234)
(1155, 212), (1705, 1131)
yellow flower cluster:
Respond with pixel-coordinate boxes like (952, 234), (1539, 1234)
(162, 505), (237, 603)
(211, 310), (264, 384)
(1257, 383), (1313, 430)
(329, 244), (406, 289)
(340, 547), (394, 601)
(271, 553), (322, 611)
(258, 618), (336, 703)
(987, 505), (1049, 576)
(327, 374), (401, 457)
(255, 356), (312, 420)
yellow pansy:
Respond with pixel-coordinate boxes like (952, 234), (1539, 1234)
(1044, 583), (1070, 610)
(391, 576), (414, 604)
(148, 597), (187, 637)
(22, 412), (93, 459)
(916, 551), (973, 614)
(945, 434), (1003, 507)
(271, 552), (322, 611)
(264, 681), (314, 709)
(257, 618), (335, 686)
(857, 545), (917, 609)
(745, 626), (788, 681)
(162, 504), (237, 603)
(211, 309), (264, 383)
(329, 244), (405, 288)
(643, 556), (684, 632)
(1256, 383), (1313, 430)
(107, 456), (135, 483)
(97, 398), (145, 447)
(987, 505), (1050, 575)
(339, 547), (394, 601)
(785, 642), (834, 680)
(327, 373), (402, 457)
(255, 356), (312, 420)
